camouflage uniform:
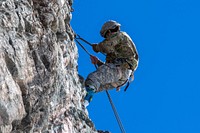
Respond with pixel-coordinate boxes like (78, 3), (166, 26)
(85, 31), (138, 92)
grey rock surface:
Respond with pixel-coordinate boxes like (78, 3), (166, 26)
(0, 0), (97, 132)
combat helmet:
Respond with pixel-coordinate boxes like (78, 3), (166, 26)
(100, 20), (121, 37)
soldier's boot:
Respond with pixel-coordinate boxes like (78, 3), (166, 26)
(84, 85), (96, 107)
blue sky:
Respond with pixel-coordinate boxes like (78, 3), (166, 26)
(71, 0), (200, 133)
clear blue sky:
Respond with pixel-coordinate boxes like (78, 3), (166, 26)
(71, 0), (200, 133)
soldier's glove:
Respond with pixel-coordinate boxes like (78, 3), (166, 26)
(92, 44), (99, 52)
(90, 55), (99, 65)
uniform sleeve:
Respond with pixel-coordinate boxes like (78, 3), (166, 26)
(93, 39), (115, 54)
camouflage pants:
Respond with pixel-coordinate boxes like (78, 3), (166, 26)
(85, 63), (132, 92)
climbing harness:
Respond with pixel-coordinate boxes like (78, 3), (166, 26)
(75, 35), (126, 133)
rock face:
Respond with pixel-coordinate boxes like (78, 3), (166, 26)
(0, 0), (97, 132)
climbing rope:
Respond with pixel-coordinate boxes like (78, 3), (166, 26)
(75, 37), (92, 56)
(106, 90), (126, 133)
(75, 34), (106, 56)
(75, 38), (98, 69)
(75, 34), (93, 46)
(75, 35), (126, 133)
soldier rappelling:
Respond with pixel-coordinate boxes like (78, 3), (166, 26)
(83, 20), (139, 106)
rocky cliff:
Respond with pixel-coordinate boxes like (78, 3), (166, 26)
(0, 0), (97, 132)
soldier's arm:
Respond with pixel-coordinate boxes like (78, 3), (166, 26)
(92, 40), (111, 54)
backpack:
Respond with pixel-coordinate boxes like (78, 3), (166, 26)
(114, 32), (139, 71)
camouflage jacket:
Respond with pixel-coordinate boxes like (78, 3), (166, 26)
(93, 31), (139, 70)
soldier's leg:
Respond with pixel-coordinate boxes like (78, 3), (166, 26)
(84, 63), (122, 104)
(97, 67), (132, 92)
(85, 63), (122, 90)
